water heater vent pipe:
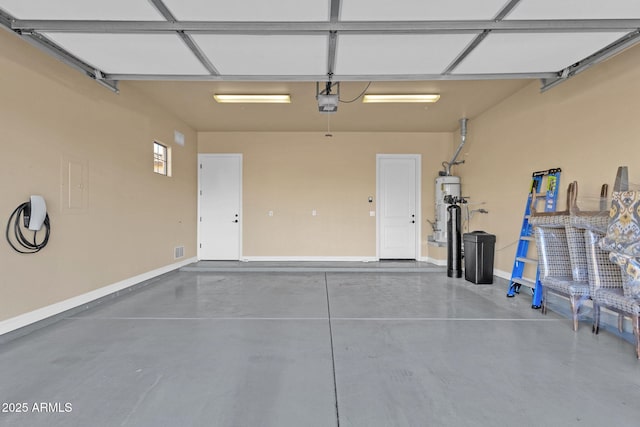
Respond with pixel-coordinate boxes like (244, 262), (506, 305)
(442, 118), (468, 176)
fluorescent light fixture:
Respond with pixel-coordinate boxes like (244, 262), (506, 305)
(362, 94), (441, 103)
(213, 94), (291, 103)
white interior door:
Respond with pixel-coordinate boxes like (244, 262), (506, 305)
(199, 154), (242, 260)
(377, 155), (420, 259)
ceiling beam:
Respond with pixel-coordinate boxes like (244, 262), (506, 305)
(148, 0), (219, 75)
(0, 9), (12, 28)
(326, 0), (341, 77)
(493, 0), (522, 21)
(540, 29), (640, 92)
(443, 0), (523, 74)
(21, 32), (119, 92)
(443, 31), (490, 74)
(0, 10), (118, 92)
(105, 72), (557, 82)
(12, 19), (640, 34)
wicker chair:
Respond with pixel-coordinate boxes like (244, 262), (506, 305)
(530, 182), (590, 331)
(597, 190), (640, 359)
(569, 182), (625, 333)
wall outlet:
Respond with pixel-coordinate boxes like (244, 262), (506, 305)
(268, 210), (274, 217)
(312, 210), (317, 216)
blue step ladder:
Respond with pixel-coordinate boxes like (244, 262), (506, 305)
(507, 168), (561, 309)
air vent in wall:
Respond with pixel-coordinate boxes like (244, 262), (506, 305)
(174, 246), (185, 259)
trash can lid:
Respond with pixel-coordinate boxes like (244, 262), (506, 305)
(463, 231), (496, 242)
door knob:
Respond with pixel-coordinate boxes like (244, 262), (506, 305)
(410, 220), (415, 223)
(233, 220), (238, 223)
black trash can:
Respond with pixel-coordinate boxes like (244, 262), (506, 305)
(463, 231), (496, 284)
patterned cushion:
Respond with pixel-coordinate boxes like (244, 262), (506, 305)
(541, 276), (590, 297)
(600, 191), (640, 298)
(529, 214), (569, 228)
(584, 230), (623, 294)
(534, 227), (572, 278)
(593, 287), (640, 315)
(565, 224), (588, 282)
(600, 191), (640, 255)
(614, 254), (640, 298)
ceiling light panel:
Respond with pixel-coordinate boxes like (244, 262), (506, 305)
(43, 33), (210, 75)
(0, 0), (162, 20)
(507, 0), (640, 19)
(340, 0), (509, 21)
(453, 32), (628, 74)
(363, 94), (441, 103)
(162, 0), (329, 21)
(192, 35), (328, 76)
(214, 94), (291, 103)
(335, 34), (477, 75)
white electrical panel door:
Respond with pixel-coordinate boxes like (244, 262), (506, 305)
(378, 155), (420, 259)
(199, 154), (242, 260)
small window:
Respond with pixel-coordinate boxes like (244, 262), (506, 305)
(153, 141), (170, 176)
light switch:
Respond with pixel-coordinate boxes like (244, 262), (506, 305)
(369, 211), (375, 217)
(312, 210), (317, 216)
(268, 210), (274, 217)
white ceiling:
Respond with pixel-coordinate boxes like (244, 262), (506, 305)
(0, 0), (162, 20)
(44, 32), (210, 75)
(162, 0), (330, 21)
(192, 34), (329, 75)
(335, 34), (477, 75)
(1, 0), (639, 82)
(506, 0), (640, 20)
(340, 0), (509, 21)
(1, 0), (640, 132)
(453, 32), (628, 74)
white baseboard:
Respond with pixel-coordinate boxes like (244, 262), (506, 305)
(241, 256), (379, 262)
(494, 268), (512, 281)
(0, 257), (197, 336)
(421, 257), (447, 266)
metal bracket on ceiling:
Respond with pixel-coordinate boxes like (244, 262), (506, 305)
(148, 0), (219, 76)
(24, 33), (119, 93)
(0, 9), (11, 28)
(443, 0), (521, 75)
(540, 29), (640, 93)
(317, 79), (339, 95)
(327, 0), (341, 76)
(0, 10), (119, 93)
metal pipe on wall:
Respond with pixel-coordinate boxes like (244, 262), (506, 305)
(442, 118), (468, 176)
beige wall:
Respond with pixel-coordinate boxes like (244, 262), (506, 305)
(6, 20), (638, 324)
(458, 44), (640, 276)
(199, 132), (453, 258)
(0, 30), (198, 321)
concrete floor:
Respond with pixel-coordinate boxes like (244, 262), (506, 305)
(1, 268), (640, 426)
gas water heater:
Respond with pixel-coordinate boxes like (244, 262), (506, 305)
(434, 176), (461, 243)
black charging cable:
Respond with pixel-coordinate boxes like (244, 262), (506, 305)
(5, 203), (51, 253)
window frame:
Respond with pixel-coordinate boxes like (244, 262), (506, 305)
(153, 141), (171, 176)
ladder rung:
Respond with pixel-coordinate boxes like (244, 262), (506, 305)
(511, 277), (536, 288)
(510, 169), (560, 298)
